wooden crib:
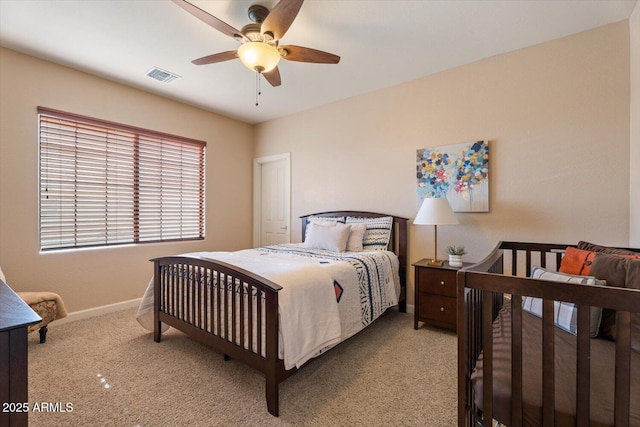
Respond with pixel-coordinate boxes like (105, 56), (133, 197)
(457, 241), (640, 427)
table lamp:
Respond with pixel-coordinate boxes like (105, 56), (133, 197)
(414, 197), (458, 266)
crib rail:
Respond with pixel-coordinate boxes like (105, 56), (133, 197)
(458, 241), (574, 374)
(457, 245), (504, 427)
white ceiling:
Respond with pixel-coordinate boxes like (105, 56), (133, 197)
(0, 0), (636, 124)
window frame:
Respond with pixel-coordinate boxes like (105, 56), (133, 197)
(38, 107), (206, 252)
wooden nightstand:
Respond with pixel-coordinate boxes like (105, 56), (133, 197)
(413, 259), (471, 331)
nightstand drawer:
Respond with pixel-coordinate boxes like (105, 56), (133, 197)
(418, 294), (456, 327)
(416, 269), (456, 298)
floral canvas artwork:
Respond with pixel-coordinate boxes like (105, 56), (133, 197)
(416, 140), (489, 212)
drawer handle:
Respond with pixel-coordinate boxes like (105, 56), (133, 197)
(440, 281), (445, 286)
(440, 307), (445, 312)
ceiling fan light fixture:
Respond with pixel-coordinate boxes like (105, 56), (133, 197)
(237, 41), (281, 73)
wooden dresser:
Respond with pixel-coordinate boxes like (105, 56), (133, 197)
(0, 280), (41, 427)
(413, 259), (470, 331)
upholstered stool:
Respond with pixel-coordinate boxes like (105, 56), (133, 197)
(16, 292), (68, 343)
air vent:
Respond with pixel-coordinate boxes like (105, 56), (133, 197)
(146, 67), (181, 84)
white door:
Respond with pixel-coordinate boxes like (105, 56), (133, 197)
(253, 154), (291, 247)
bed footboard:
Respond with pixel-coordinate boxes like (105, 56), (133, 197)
(457, 241), (640, 427)
(152, 256), (285, 416)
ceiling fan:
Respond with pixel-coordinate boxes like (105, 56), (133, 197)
(172, 0), (341, 88)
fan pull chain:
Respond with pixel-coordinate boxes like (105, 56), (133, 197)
(255, 72), (263, 106)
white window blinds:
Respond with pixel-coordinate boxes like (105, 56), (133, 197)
(38, 107), (205, 251)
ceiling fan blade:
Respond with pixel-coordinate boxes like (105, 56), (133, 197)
(279, 45), (340, 64)
(192, 51), (238, 65)
(263, 67), (282, 87)
(172, 0), (246, 42)
(261, 0), (304, 41)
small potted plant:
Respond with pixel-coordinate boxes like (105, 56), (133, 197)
(446, 245), (466, 268)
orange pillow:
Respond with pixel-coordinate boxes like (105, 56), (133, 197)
(559, 247), (595, 276)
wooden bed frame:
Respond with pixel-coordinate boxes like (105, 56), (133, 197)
(152, 211), (407, 417)
(457, 241), (640, 427)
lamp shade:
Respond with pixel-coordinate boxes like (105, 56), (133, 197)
(237, 42), (281, 73)
(413, 197), (458, 225)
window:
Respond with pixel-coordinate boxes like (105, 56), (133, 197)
(38, 107), (205, 251)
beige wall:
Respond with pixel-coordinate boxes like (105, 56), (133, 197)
(254, 21), (631, 306)
(0, 47), (254, 312)
(630, 2), (640, 247)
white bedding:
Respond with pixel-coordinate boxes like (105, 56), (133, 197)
(137, 243), (400, 370)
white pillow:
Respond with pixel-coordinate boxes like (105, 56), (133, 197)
(304, 216), (345, 240)
(346, 223), (366, 252)
(0, 264), (5, 283)
(304, 222), (351, 252)
(521, 266), (604, 337)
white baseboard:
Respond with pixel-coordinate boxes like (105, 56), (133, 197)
(52, 299), (413, 326)
(52, 298), (142, 326)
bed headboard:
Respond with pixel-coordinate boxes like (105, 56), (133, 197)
(300, 211), (408, 312)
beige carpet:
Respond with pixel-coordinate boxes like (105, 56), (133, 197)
(27, 308), (457, 426)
